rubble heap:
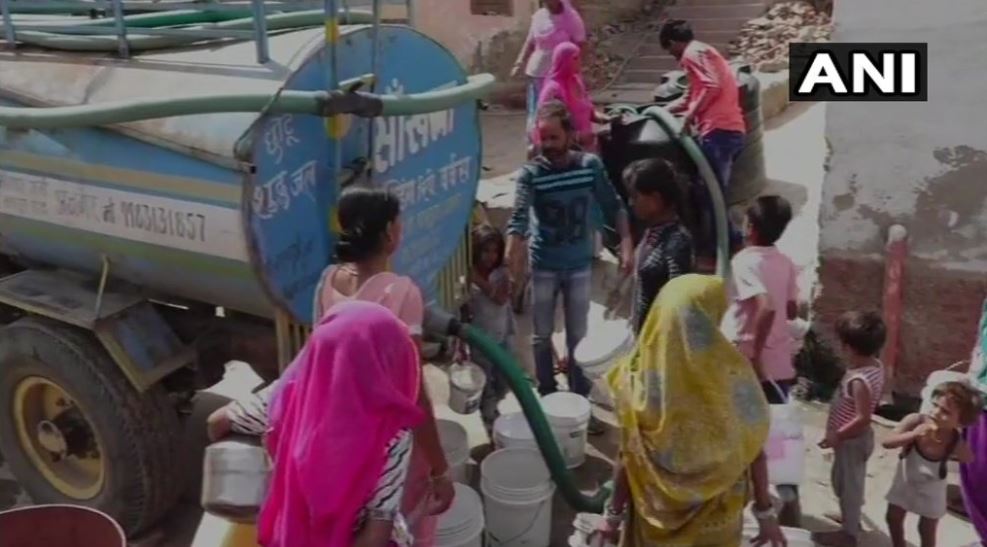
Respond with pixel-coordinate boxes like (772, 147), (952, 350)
(729, 0), (832, 73)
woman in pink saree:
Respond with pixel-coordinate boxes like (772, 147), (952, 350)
(259, 301), (425, 547)
(209, 187), (452, 546)
(533, 41), (611, 153)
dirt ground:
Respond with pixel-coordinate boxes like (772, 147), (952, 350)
(1, 104), (982, 546)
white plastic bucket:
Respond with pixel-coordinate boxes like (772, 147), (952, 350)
(573, 319), (634, 380)
(437, 419), (471, 484)
(742, 525), (812, 546)
(481, 448), (555, 547)
(492, 412), (539, 452)
(436, 483), (485, 547)
(541, 392), (592, 469)
(496, 386), (540, 416)
(448, 361), (487, 415)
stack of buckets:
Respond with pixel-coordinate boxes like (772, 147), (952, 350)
(441, 354), (597, 546)
(435, 419), (485, 547)
(482, 393), (592, 545)
(481, 448), (556, 546)
(493, 392), (593, 469)
(436, 482), (486, 547)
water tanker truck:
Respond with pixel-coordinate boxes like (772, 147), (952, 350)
(0, 3), (761, 536)
(0, 4), (492, 534)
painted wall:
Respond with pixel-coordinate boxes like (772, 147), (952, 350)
(416, 0), (534, 69)
(815, 0), (987, 396)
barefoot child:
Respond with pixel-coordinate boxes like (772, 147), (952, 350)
(884, 381), (980, 547)
(813, 311), (887, 547)
(468, 224), (515, 434)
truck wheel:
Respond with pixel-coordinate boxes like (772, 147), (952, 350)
(0, 317), (187, 535)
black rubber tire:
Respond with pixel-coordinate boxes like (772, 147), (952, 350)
(0, 317), (187, 535)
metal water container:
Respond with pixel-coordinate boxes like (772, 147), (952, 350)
(201, 435), (271, 523)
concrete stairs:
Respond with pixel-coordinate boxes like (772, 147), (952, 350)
(594, 0), (768, 104)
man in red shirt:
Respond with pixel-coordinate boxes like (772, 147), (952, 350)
(661, 19), (746, 262)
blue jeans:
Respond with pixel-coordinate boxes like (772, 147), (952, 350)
(526, 77), (544, 142)
(531, 267), (592, 396)
(694, 129), (745, 255)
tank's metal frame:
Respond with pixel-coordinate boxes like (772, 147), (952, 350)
(0, 2), (480, 534)
(0, 0), (418, 63)
(0, 0), (469, 380)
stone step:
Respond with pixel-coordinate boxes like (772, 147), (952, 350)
(593, 83), (657, 105)
(619, 68), (668, 85)
(645, 29), (738, 44)
(682, 17), (750, 31)
(666, 3), (766, 19)
(639, 42), (734, 56)
(626, 54), (681, 72)
(672, 0), (766, 5)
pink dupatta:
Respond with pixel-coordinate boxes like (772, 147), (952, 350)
(534, 41), (595, 143)
(258, 301), (426, 547)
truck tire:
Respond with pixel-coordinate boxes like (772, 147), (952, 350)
(0, 317), (187, 535)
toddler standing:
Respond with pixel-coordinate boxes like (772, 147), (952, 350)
(814, 311), (887, 547)
(467, 224), (515, 435)
(884, 381), (980, 547)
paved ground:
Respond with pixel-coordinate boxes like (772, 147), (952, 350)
(2, 104), (982, 546)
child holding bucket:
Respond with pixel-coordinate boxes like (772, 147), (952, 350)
(466, 224), (515, 436)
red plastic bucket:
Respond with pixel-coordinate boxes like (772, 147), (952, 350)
(0, 504), (126, 547)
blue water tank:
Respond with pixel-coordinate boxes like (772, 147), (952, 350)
(0, 24), (482, 323)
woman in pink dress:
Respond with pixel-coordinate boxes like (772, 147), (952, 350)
(512, 0), (587, 141)
(208, 187), (453, 546)
(533, 41), (611, 153)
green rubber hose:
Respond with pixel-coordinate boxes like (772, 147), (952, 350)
(7, 9), (375, 51)
(641, 105), (731, 279)
(0, 73), (495, 128)
(462, 324), (608, 513)
(20, 9), (253, 28)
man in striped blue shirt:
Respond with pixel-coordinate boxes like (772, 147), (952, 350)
(505, 102), (633, 414)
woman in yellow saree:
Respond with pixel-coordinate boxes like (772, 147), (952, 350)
(603, 274), (787, 546)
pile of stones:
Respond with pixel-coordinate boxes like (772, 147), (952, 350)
(728, 1), (832, 73)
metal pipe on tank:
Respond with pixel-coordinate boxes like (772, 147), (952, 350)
(7, 9), (375, 52)
(324, 0), (342, 203)
(406, 0), (415, 27)
(109, 0), (127, 57)
(249, 0), (269, 63)
(367, 0), (382, 175)
(0, 0), (16, 46)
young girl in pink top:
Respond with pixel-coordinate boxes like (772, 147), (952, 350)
(533, 41), (611, 153)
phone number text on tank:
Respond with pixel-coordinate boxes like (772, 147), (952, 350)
(120, 201), (207, 242)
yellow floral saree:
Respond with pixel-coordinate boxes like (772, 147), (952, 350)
(607, 275), (770, 546)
